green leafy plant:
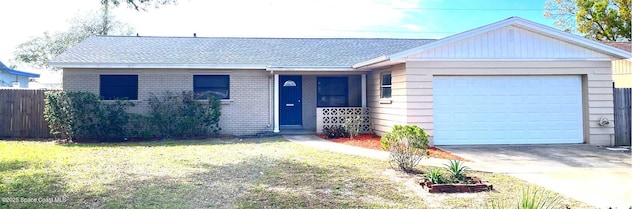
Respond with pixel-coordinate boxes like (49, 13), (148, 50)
(322, 126), (348, 139)
(444, 159), (468, 183)
(342, 116), (363, 140)
(425, 167), (448, 184)
(485, 187), (562, 209)
(381, 125), (430, 172)
(146, 91), (221, 138)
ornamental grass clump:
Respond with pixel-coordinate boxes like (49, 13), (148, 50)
(381, 125), (430, 172)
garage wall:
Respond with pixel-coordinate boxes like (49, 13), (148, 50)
(405, 60), (615, 145)
(367, 64), (408, 135)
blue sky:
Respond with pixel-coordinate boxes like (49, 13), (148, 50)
(0, 0), (555, 68)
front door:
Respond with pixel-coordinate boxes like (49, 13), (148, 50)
(279, 75), (302, 126)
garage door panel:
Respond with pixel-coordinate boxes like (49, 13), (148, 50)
(434, 75), (583, 145)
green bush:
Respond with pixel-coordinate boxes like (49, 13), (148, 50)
(44, 91), (134, 142)
(146, 91), (221, 138)
(381, 125), (430, 172)
(444, 159), (468, 183)
(322, 126), (348, 139)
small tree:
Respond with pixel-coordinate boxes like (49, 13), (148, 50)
(381, 125), (430, 172)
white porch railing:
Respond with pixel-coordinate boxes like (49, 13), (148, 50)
(316, 107), (370, 133)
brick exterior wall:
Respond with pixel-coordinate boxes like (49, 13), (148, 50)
(63, 68), (272, 136)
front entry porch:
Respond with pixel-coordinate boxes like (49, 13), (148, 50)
(273, 73), (370, 134)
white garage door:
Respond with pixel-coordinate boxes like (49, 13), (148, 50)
(433, 76), (583, 145)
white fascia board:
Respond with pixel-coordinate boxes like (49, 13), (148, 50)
(266, 66), (354, 72)
(353, 60), (404, 71)
(48, 62), (267, 69)
(351, 55), (389, 69)
(387, 16), (631, 61)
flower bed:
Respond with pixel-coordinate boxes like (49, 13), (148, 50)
(318, 134), (470, 161)
(420, 176), (493, 193)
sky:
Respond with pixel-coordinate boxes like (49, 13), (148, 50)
(0, 0), (556, 70)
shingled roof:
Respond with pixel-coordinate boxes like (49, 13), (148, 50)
(600, 41), (632, 53)
(50, 36), (436, 67)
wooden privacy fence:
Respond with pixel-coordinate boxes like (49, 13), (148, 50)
(613, 88), (631, 146)
(0, 89), (54, 138)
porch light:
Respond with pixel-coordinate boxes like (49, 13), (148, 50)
(283, 80), (296, 87)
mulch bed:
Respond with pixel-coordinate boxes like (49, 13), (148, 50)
(318, 134), (470, 162)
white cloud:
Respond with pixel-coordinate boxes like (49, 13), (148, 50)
(115, 0), (422, 38)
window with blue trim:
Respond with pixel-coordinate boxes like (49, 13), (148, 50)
(100, 75), (138, 100)
(317, 77), (348, 107)
(194, 75), (230, 99)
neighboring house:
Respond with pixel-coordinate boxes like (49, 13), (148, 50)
(0, 61), (40, 88)
(50, 17), (631, 146)
(600, 41), (632, 88)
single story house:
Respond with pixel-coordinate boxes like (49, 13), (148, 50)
(600, 41), (632, 88)
(0, 61), (40, 88)
(50, 17), (631, 146)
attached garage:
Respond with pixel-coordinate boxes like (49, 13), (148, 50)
(433, 75), (584, 145)
(362, 17), (630, 146)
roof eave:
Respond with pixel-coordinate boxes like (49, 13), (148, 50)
(352, 56), (389, 69)
(48, 62), (268, 69)
(1, 68), (40, 77)
(266, 66), (355, 72)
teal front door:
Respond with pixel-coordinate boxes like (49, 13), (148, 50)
(279, 76), (302, 126)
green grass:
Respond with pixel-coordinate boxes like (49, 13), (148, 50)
(0, 137), (594, 208)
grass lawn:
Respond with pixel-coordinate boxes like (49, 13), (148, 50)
(0, 136), (594, 209)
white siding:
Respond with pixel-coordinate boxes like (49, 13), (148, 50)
(408, 26), (611, 60)
(367, 64), (408, 135)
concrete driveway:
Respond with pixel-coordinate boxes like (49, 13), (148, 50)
(441, 145), (632, 209)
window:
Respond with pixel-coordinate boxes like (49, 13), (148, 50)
(193, 75), (230, 99)
(381, 73), (392, 99)
(317, 77), (348, 107)
(100, 75), (138, 100)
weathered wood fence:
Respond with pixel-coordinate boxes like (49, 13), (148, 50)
(0, 89), (54, 138)
(613, 87), (631, 146)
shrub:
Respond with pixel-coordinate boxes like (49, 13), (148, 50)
(342, 116), (363, 140)
(322, 125), (348, 139)
(444, 159), (468, 183)
(382, 125), (430, 172)
(146, 91), (221, 138)
(44, 91), (134, 142)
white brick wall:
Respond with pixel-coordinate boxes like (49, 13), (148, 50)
(301, 75), (317, 130)
(63, 68), (272, 136)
